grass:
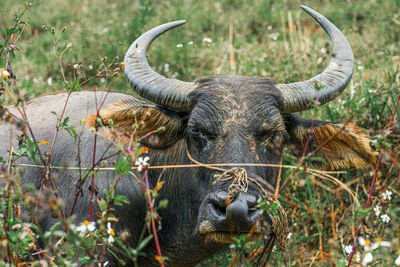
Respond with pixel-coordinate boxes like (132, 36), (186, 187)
(0, 0), (399, 266)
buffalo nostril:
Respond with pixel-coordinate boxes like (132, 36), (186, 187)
(204, 192), (261, 233)
(246, 194), (258, 209)
(211, 201), (226, 217)
(209, 191), (229, 218)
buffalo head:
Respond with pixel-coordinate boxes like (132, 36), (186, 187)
(90, 5), (376, 265)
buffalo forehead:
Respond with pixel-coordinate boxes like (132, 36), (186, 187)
(191, 76), (283, 136)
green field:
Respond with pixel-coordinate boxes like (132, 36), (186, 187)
(0, 0), (399, 266)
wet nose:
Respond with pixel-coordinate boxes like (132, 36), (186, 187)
(208, 191), (260, 232)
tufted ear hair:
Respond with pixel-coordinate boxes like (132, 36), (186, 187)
(284, 114), (377, 169)
(88, 99), (186, 149)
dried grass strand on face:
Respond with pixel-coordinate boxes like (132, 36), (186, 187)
(185, 143), (289, 252)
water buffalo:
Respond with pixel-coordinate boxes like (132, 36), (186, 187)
(0, 5), (376, 266)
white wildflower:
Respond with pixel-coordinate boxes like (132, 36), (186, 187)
(176, 43), (183, 48)
(47, 77), (53, 85)
(268, 32), (279, 40)
(107, 222), (115, 243)
(362, 252), (373, 266)
(287, 232), (292, 239)
(100, 77), (106, 83)
(380, 214), (390, 223)
(203, 37), (212, 43)
(373, 206), (380, 216)
(373, 238), (391, 248)
(344, 244), (353, 254)
(381, 190), (392, 201)
(188, 41), (194, 45)
(163, 63), (169, 73)
(359, 237), (371, 251)
(73, 64), (80, 69)
(76, 220), (96, 235)
(135, 156), (150, 172)
(360, 236), (392, 252)
(320, 47), (327, 54)
(358, 65), (364, 70)
(355, 252), (361, 263)
(267, 25), (273, 30)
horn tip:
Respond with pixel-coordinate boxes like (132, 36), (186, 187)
(300, 5), (317, 15)
(174, 20), (187, 27)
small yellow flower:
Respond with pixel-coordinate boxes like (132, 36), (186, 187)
(140, 146), (149, 155)
(154, 181), (165, 192)
(0, 68), (10, 79)
(82, 119), (87, 124)
(39, 140), (50, 147)
(121, 62), (125, 66)
(109, 228), (115, 236)
(155, 255), (164, 264)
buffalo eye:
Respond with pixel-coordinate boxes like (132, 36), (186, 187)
(188, 125), (202, 137)
(187, 125), (216, 151)
(188, 124), (216, 140)
(259, 131), (285, 153)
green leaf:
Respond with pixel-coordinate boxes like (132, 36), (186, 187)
(114, 194), (130, 206)
(6, 28), (20, 37)
(269, 202), (280, 211)
(136, 234), (153, 251)
(115, 156), (131, 176)
(43, 221), (63, 239)
(356, 207), (372, 218)
(79, 256), (91, 264)
(55, 116), (77, 142)
(11, 136), (41, 162)
(97, 198), (107, 212)
(60, 80), (80, 92)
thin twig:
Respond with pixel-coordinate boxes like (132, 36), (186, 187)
(15, 162), (345, 173)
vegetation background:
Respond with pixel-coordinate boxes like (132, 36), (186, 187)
(0, 0), (399, 266)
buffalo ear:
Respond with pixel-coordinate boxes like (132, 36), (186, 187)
(284, 114), (377, 169)
(88, 99), (185, 149)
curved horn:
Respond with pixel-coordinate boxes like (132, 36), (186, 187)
(275, 5), (354, 113)
(124, 20), (196, 111)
